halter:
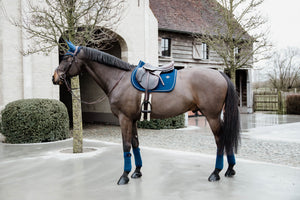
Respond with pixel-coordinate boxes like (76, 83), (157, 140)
(64, 46), (81, 75)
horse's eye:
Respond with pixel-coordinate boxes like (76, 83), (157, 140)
(63, 55), (72, 61)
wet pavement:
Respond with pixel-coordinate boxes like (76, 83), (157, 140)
(83, 113), (300, 167)
(0, 113), (300, 200)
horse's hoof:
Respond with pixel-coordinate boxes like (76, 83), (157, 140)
(225, 168), (236, 177)
(117, 175), (130, 185)
(131, 171), (142, 179)
(208, 169), (221, 182)
(208, 173), (220, 182)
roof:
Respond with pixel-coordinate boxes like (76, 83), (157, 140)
(149, 0), (251, 39)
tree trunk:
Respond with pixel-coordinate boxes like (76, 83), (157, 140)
(230, 69), (236, 88)
(71, 75), (83, 153)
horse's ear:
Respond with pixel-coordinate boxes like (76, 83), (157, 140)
(66, 40), (76, 53)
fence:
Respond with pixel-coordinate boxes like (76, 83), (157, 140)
(253, 91), (278, 112)
(253, 89), (299, 114)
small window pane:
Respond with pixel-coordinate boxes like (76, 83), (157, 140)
(202, 43), (209, 60)
(161, 38), (171, 57)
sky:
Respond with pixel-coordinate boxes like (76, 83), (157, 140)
(254, 0), (300, 81)
(260, 0), (300, 50)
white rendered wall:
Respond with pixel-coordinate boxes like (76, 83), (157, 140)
(116, 0), (158, 66)
(0, 0), (59, 110)
(0, 0), (157, 110)
(0, 0), (24, 109)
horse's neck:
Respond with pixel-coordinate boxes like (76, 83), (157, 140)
(84, 61), (124, 94)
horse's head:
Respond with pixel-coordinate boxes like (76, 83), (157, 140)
(52, 41), (84, 85)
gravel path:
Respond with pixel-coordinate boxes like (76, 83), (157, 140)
(83, 123), (300, 168)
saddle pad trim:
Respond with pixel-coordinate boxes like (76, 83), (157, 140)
(131, 61), (177, 93)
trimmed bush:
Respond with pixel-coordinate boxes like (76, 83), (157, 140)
(286, 94), (300, 114)
(1, 99), (69, 143)
(137, 114), (185, 129)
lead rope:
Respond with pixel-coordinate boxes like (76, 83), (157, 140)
(63, 71), (126, 105)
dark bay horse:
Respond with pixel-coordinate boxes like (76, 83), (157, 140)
(52, 43), (240, 185)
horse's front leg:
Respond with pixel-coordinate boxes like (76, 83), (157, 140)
(131, 121), (142, 179)
(117, 115), (133, 185)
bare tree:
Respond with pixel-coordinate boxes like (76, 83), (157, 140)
(2, 0), (125, 153)
(4, 0), (125, 54)
(195, 0), (271, 86)
(267, 47), (300, 91)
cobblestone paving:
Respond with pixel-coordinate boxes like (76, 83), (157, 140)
(83, 123), (300, 168)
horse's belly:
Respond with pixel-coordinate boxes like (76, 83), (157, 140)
(149, 86), (194, 119)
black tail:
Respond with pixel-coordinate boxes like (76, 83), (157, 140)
(219, 72), (241, 154)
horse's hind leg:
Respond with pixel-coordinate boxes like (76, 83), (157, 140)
(206, 116), (224, 182)
(207, 116), (237, 181)
(131, 121), (143, 178)
(225, 149), (236, 177)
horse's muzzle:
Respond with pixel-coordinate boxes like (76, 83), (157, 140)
(52, 70), (63, 85)
(52, 75), (58, 85)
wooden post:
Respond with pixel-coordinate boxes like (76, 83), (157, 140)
(71, 76), (83, 153)
(277, 91), (287, 114)
(281, 91), (287, 114)
(277, 91), (282, 114)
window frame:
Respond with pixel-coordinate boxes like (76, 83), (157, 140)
(234, 46), (241, 62)
(161, 38), (171, 57)
(193, 42), (209, 60)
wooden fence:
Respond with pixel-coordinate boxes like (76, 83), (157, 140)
(253, 90), (299, 113)
(253, 91), (278, 112)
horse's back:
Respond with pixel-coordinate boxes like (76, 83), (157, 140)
(180, 67), (227, 92)
(150, 67), (227, 118)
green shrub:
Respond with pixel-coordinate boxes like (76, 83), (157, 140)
(286, 94), (300, 114)
(137, 114), (185, 129)
(1, 99), (69, 143)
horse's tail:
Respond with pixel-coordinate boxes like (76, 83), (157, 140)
(219, 72), (241, 154)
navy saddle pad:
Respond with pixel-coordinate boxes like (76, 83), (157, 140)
(131, 61), (177, 92)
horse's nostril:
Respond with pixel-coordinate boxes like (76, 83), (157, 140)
(52, 75), (59, 85)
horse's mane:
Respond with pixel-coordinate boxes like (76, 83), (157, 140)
(82, 46), (135, 71)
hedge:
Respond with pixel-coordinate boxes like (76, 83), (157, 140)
(137, 114), (185, 129)
(286, 94), (300, 114)
(1, 99), (69, 143)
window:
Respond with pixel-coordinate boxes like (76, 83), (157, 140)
(193, 42), (209, 60)
(202, 43), (209, 60)
(234, 47), (240, 62)
(161, 38), (171, 57)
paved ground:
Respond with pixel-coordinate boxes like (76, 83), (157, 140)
(0, 113), (300, 200)
(83, 113), (300, 167)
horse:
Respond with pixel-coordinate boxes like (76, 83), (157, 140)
(52, 42), (240, 185)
